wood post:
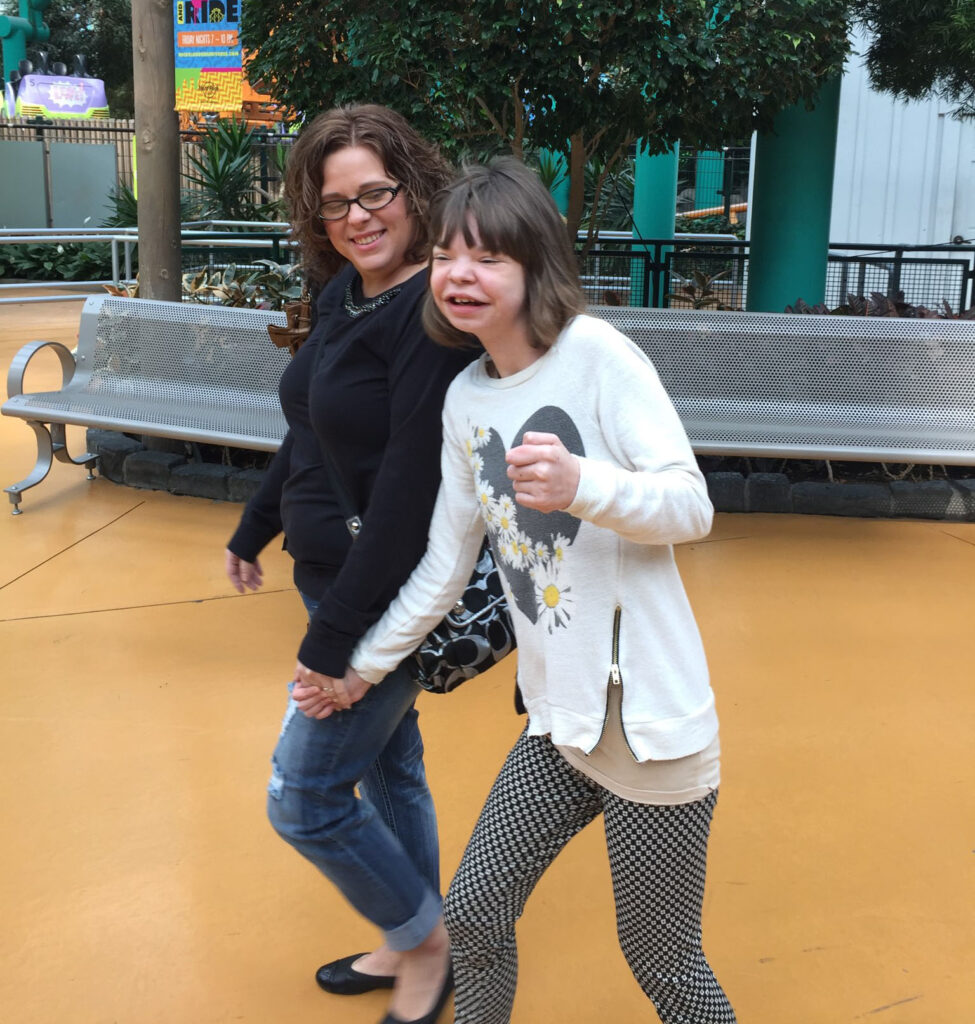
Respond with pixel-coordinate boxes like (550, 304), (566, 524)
(131, 0), (180, 301)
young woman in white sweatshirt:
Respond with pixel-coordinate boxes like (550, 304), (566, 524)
(294, 159), (737, 1024)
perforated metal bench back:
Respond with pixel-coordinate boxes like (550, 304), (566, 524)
(591, 306), (975, 463)
(9, 295), (291, 450)
(7, 298), (975, 463)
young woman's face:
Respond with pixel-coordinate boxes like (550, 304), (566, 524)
(430, 223), (529, 349)
(319, 145), (415, 295)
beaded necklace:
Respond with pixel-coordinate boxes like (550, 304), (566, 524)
(343, 282), (402, 319)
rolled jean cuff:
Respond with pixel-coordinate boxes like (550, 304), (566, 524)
(385, 887), (442, 951)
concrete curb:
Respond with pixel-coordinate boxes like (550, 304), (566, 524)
(86, 432), (975, 522)
(707, 471), (975, 521)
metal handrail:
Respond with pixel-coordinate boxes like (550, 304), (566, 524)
(181, 220), (291, 230)
(3, 226), (972, 307)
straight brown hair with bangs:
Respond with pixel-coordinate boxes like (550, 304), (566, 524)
(285, 104), (452, 287)
(423, 158), (586, 350)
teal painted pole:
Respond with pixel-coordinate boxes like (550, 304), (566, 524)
(632, 142), (679, 306)
(694, 149), (723, 210)
(746, 77), (841, 312)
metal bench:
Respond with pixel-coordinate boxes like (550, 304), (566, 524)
(592, 306), (975, 466)
(6, 298), (975, 514)
(2, 295), (289, 513)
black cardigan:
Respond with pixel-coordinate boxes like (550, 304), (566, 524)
(227, 264), (475, 675)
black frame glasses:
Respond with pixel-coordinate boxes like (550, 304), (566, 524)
(318, 184), (403, 221)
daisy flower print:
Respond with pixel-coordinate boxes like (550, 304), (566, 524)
(532, 559), (574, 632)
(495, 496), (519, 546)
(551, 533), (570, 564)
(476, 479), (494, 511)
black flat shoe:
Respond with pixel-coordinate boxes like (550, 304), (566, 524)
(379, 965), (453, 1024)
(315, 952), (397, 995)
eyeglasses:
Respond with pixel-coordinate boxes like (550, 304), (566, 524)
(317, 185), (403, 221)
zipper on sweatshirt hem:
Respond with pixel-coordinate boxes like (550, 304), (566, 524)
(610, 604), (640, 762)
(592, 605), (640, 761)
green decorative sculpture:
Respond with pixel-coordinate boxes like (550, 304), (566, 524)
(0, 0), (51, 84)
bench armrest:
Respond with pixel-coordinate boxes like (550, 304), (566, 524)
(6, 340), (77, 400)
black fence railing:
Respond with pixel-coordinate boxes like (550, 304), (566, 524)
(576, 238), (975, 313)
(177, 229), (295, 277)
(676, 145), (750, 218)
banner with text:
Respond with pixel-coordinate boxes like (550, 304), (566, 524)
(173, 0), (242, 112)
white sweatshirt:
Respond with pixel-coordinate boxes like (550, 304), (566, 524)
(352, 314), (719, 761)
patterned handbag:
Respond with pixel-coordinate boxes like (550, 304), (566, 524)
(320, 448), (516, 695)
(408, 538), (516, 693)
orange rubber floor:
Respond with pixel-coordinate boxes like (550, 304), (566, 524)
(1, 296), (973, 1023)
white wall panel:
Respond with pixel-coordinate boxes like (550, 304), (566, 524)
(951, 127), (975, 243)
(831, 31), (975, 246)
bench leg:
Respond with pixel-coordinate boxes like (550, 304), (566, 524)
(4, 421), (97, 515)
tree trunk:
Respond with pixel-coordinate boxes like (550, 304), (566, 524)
(131, 0), (181, 300)
(565, 132), (586, 248)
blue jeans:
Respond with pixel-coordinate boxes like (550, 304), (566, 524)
(266, 593), (441, 950)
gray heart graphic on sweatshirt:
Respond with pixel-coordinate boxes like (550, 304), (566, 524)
(477, 405), (585, 624)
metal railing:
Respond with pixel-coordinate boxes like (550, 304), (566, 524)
(0, 225), (298, 303)
(4, 224), (973, 313)
(575, 237), (975, 312)
(676, 146), (751, 219)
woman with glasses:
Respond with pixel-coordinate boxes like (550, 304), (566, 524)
(224, 105), (472, 1024)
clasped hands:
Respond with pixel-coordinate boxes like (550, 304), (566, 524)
(292, 662), (371, 719)
(289, 433), (576, 720)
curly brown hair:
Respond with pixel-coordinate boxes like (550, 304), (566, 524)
(285, 105), (452, 288)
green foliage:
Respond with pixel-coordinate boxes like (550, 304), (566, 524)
(240, 1), (852, 240)
(675, 214), (746, 240)
(852, 0), (975, 118)
(531, 150), (568, 194)
(0, 241), (118, 281)
(528, 150), (635, 232)
(101, 182), (207, 228)
(785, 293), (975, 318)
(666, 270), (734, 310)
(182, 259), (304, 309)
(101, 182), (140, 228)
(184, 119), (281, 222)
(580, 156), (635, 233)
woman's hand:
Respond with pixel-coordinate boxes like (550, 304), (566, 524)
(225, 549), (264, 593)
(506, 431), (580, 512)
(292, 679), (339, 718)
(292, 662), (373, 718)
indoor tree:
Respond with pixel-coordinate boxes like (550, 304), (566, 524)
(241, 0), (851, 245)
(852, 0), (975, 118)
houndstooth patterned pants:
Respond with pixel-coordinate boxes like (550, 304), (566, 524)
(444, 730), (736, 1024)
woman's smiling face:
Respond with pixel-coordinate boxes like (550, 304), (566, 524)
(319, 145), (416, 296)
(429, 223), (530, 351)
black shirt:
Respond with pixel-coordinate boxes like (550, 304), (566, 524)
(227, 264), (475, 675)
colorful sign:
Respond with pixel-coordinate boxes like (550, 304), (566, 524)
(12, 74), (109, 119)
(173, 0), (243, 112)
